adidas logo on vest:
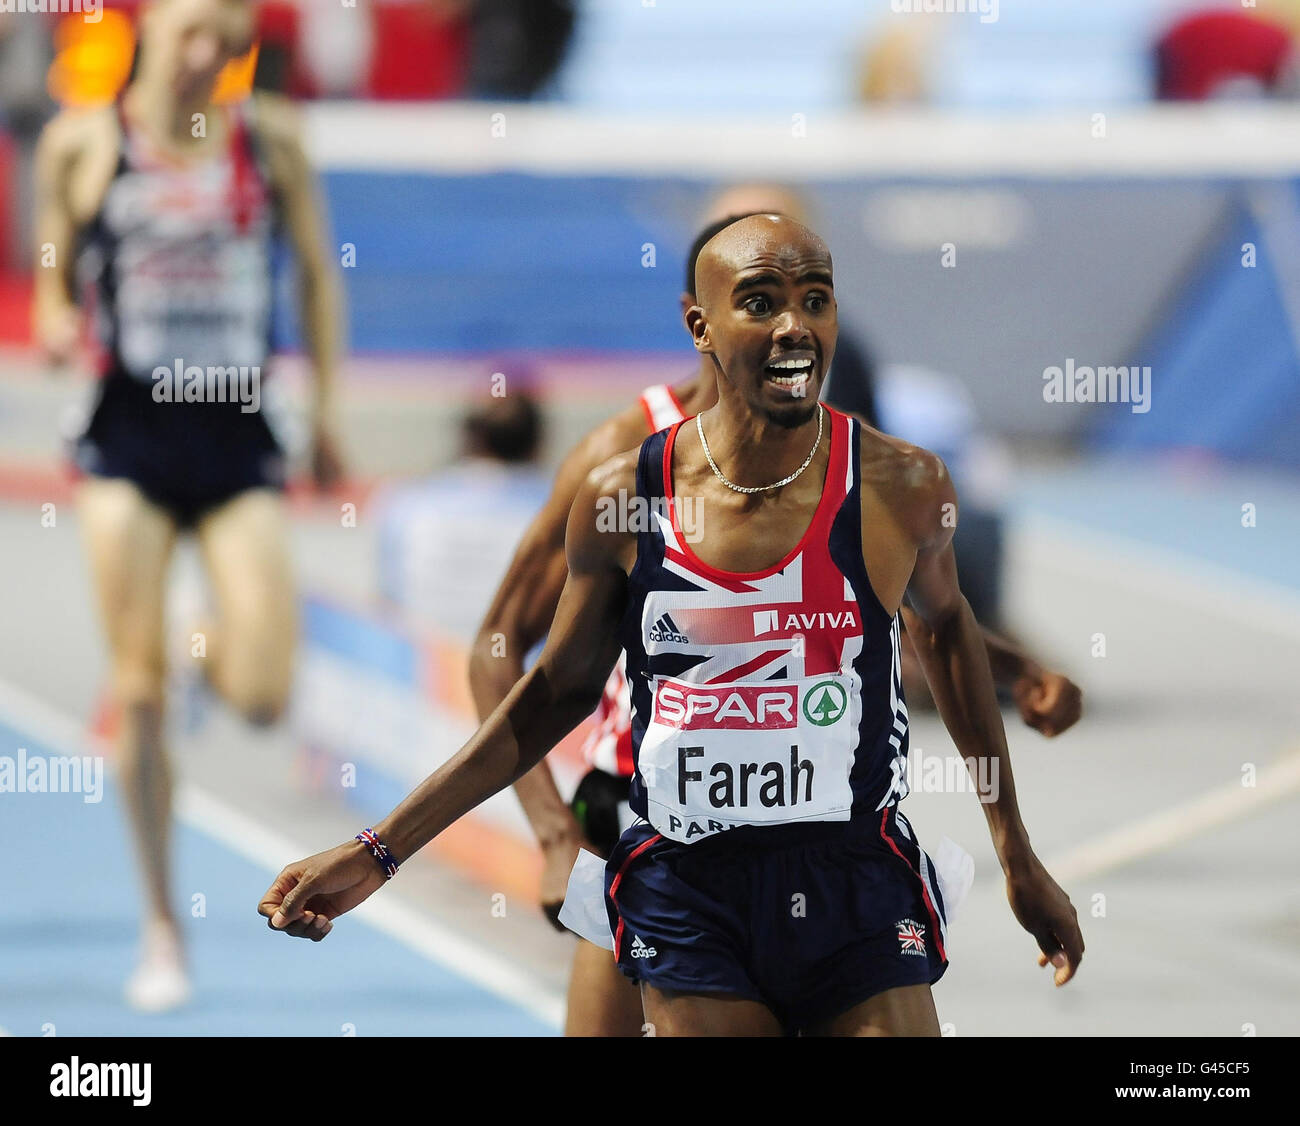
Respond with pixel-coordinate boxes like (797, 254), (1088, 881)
(648, 613), (689, 645)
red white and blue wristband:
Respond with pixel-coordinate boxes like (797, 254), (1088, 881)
(356, 828), (399, 879)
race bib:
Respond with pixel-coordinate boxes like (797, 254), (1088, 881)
(116, 239), (271, 378)
(639, 672), (858, 844)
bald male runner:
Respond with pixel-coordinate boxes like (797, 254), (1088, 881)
(469, 213), (1082, 1036)
(259, 214), (1084, 1037)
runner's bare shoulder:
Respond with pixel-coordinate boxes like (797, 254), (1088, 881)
(568, 448), (642, 572)
(248, 91), (304, 146)
(578, 400), (658, 471)
(35, 105), (118, 225)
(856, 422), (954, 548)
(40, 101), (117, 148)
(246, 92), (310, 186)
(582, 447), (641, 514)
(36, 104), (117, 179)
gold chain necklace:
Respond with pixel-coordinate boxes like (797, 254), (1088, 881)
(696, 405), (824, 494)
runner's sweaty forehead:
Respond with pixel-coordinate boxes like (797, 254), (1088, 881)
(694, 214), (834, 310)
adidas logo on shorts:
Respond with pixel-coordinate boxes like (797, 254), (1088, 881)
(630, 935), (658, 959)
(647, 613), (688, 645)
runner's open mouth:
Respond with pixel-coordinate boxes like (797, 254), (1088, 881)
(764, 357), (814, 389)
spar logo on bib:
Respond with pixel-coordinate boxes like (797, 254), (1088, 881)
(654, 681), (798, 731)
(802, 680), (847, 726)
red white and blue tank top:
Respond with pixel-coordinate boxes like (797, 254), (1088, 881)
(82, 101), (277, 381)
(620, 406), (911, 844)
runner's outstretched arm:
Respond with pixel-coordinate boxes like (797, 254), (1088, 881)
(258, 457), (635, 939)
(900, 457), (1084, 987)
(469, 424), (637, 923)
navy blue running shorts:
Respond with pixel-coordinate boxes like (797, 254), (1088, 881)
(604, 807), (949, 1032)
(75, 369), (286, 528)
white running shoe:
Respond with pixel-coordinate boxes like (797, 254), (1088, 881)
(124, 922), (192, 1013)
(124, 959), (193, 1013)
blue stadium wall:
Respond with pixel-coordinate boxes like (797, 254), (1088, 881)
(1091, 187), (1300, 471)
(272, 171), (1298, 466)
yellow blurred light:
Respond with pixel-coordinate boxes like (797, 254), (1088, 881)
(214, 42), (259, 104)
(47, 10), (136, 107)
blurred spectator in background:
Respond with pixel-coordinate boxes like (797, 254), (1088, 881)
(259, 0), (575, 101)
(375, 386), (550, 641)
(364, 0), (468, 100)
(857, 11), (941, 104)
(0, 12), (53, 134)
(257, 1), (466, 100)
(310, 0), (575, 101)
(1155, 8), (1295, 99)
(464, 0), (576, 98)
(295, 0), (374, 97)
(0, 10), (55, 271)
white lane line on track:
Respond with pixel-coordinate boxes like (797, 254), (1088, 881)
(1013, 512), (1300, 642)
(1043, 750), (1300, 885)
(176, 785), (563, 1029)
(0, 676), (563, 1031)
(1002, 518), (1300, 884)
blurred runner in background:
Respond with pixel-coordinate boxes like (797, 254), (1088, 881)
(32, 0), (342, 1011)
